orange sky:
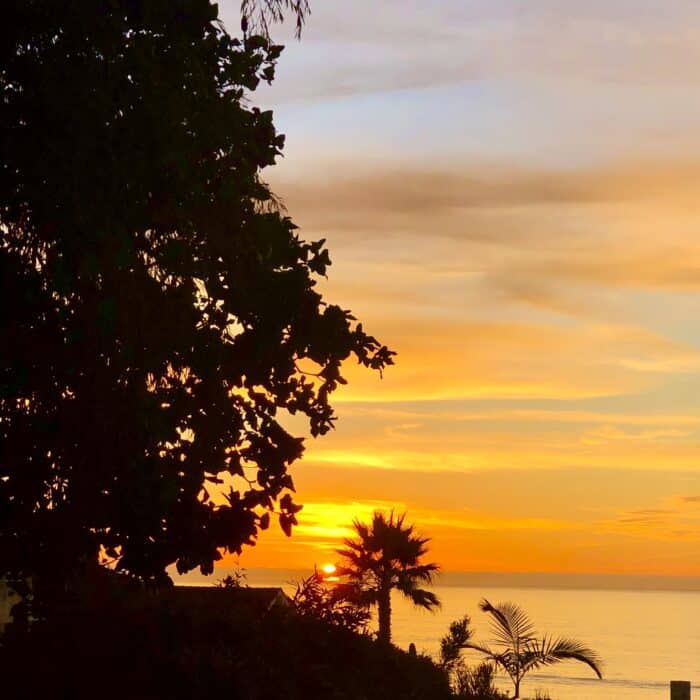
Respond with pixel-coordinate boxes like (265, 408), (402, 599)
(211, 0), (700, 577)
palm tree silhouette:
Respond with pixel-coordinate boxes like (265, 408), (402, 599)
(336, 511), (440, 644)
(462, 599), (603, 698)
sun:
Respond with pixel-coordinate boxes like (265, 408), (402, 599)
(320, 563), (337, 576)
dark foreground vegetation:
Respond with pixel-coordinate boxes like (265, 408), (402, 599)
(0, 587), (451, 700)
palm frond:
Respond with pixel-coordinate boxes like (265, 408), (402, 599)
(538, 636), (603, 678)
(240, 0), (310, 39)
(401, 562), (440, 582)
(460, 641), (515, 678)
(479, 598), (536, 648)
(401, 586), (440, 610)
(460, 641), (497, 659)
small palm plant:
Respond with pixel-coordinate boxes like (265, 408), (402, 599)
(462, 599), (603, 699)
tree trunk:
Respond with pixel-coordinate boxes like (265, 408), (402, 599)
(513, 677), (520, 699)
(377, 584), (391, 644)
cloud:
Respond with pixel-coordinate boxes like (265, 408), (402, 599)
(338, 404), (700, 428)
(269, 159), (700, 331)
(618, 508), (673, 523)
(274, 162), (664, 224)
(607, 499), (700, 542)
(502, 252), (700, 294)
(302, 437), (700, 476)
(292, 499), (399, 545)
(417, 510), (586, 534)
(580, 425), (691, 446)
(238, 0), (700, 104)
(329, 318), (700, 404)
(272, 159), (700, 234)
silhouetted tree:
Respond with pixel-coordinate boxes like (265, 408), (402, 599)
(461, 599), (603, 699)
(0, 0), (392, 599)
(291, 568), (370, 633)
(440, 615), (473, 675)
(439, 616), (506, 699)
(336, 511), (440, 644)
(457, 663), (507, 700)
(216, 561), (248, 588)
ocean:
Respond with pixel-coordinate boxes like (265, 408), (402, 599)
(391, 585), (700, 700)
(174, 568), (700, 699)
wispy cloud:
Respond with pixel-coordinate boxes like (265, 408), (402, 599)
(277, 160), (700, 216)
(331, 318), (700, 403)
(605, 497), (700, 542)
(242, 0), (700, 103)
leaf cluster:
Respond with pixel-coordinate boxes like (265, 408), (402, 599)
(240, 0), (311, 40)
(452, 663), (508, 700)
(291, 569), (370, 633)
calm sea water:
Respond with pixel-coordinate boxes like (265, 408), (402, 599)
(174, 569), (700, 699)
(390, 585), (700, 700)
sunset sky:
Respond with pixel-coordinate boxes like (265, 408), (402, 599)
(216, 0), (700, 576)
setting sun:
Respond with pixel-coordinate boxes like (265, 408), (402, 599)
(320, 563), (337, 576)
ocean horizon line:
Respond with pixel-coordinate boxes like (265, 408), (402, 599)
(172, 567), (700, 593)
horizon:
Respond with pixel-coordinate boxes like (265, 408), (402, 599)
(173, 566), (700, 593)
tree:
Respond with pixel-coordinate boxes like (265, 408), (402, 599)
(439, 616), (506, 699)
(291, 568), (370, 633)
(461, 599), (603, 699)
(336, 511), (440, 644)
(216, 559), (248, 588)
(0, 0), (393, 597)
(440, 615), (473, 676)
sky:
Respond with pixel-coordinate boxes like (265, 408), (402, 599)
(213, 0), (700, 577)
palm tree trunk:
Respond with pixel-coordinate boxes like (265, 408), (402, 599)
(513, 677), (520, 699)
(377, 584), (391, 644)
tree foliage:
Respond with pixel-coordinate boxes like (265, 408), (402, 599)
(439, 616), (506, 700)
(216, 569), (247, 589)
(453, 663), (506, 700)
(291, 569), (370, 633)
(336, 511), (440, 644)
(461, 599), (603, 699)
(0, 0), (393, 590)
(241, 0), (311, 39)
(440, 615), (473, 674)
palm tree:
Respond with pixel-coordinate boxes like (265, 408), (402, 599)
(241, 0), (310, 38)
(336, 511), (440, 644)
(461, 599), (603, 699)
